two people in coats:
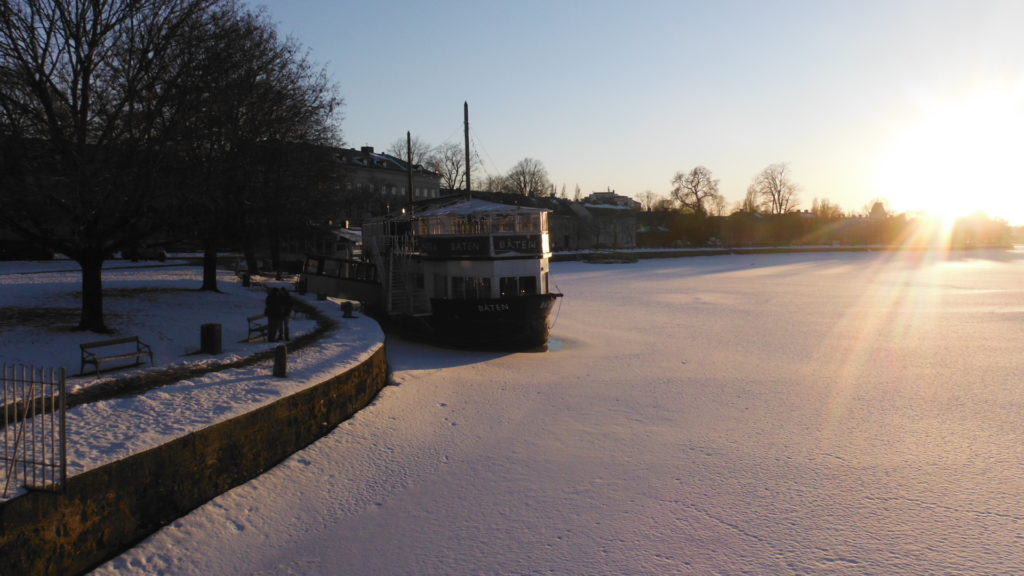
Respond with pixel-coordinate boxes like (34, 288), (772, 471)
(264, 287), (293, 342)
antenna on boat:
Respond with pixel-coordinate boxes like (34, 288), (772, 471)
(464, 101), (471, 200)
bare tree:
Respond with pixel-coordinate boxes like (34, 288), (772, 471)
(573, 184), (582, 202)
(652, 197), (676, 212)
(177, 3), (342, 289)
(506, 157), (550, 197)
(812, 197), (844, 219)
(428, 141), (478, 190)
(670, 166), (722, 216)
(386, 135), (432, 166)
(636, 190), (659, 211)
(0, 0), (216, 331)
(479, 173), (508, 193)
(750, 163), (799, 214)
(0, 0), (342, 330)
(708, 194), (728, 217)
(734, 186), (762, 214)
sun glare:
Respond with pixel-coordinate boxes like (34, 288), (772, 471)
(874, 85), (1024, 226)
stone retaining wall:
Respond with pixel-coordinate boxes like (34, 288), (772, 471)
(0, 344), (388, 576)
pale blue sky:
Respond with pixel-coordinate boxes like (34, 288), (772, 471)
(258, 0), (1024, 222)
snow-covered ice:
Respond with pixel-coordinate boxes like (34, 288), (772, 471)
(5, 249), (1024, 575)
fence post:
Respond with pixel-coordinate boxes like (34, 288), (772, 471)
(273, 345), (287, 378)
(59, 367), (67, 490)
(200, 323), (223, 355)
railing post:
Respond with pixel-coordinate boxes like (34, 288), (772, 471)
(58, 367), (67, 490)
(1, 363), (68, 499)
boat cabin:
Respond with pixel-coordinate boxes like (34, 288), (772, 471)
(401, 199), (553, 304)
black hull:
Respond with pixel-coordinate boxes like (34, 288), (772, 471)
(423, 294), (561, 350)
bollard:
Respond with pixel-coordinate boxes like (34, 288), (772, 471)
(200, 323), (222, 355)
(273, 344), (287, 377)
(241, 273), (251, 287)
(341, 300), (355, 318)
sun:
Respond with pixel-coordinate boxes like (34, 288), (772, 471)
(874, 85), (1024, 226)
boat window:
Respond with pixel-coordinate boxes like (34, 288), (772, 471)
(415, 209), (551, 236)
(497, 215), (516, 233)
(477, 277), (492, 299)
(434, 274), (448, 298)
(452, 276), (466, 299)
(518, 276), (537, 296)
(499, 277), (518, 298)
(322, 259), (340, 277)
(452, 276), (491, 299)
(305, 257), (322, 275)
(516, 213), (541, 233)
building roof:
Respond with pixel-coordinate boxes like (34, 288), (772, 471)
(415, 198), (548, 218)
(336, 146), (438, 176)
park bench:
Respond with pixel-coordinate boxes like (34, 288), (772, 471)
(80, 336), (154, 375)
(247, 314), (269, 342)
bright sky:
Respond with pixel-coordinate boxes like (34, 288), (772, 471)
(257, 0), (1024, 224)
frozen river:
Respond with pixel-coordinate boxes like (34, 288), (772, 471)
(94, 249), (1024, 575)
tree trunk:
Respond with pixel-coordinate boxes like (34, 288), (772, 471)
(200, 242), (220, 292)
(77, 253), (109, 333)
(243, 236), (259, 276)
(269, 234), (281, 274)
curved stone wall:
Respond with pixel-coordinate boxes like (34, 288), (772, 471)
(0, 344), (388, 576)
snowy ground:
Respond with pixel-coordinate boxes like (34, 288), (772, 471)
(0, 259), (382, 486)
(5, 249), (1024, 574)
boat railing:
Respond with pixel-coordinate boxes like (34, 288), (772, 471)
(303, 255), (379, 283)
(368, 232), (415, 257)
(416, 211), (547, 236)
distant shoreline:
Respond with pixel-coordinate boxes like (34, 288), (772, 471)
(551, 243), (1017, 262)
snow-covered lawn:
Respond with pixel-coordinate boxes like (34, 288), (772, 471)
(7, 249), (1024, 574)
(0, 260), (308, 380)
(0, 260), (382, 484)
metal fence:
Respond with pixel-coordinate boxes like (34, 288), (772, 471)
(2, 364), (67, 499)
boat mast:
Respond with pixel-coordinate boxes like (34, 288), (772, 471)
(464, 101), (471, 199)
(406, 131), (414, 207)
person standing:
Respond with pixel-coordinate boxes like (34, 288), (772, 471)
(280, 288), (293, 341)
(265, 288), (284, 341)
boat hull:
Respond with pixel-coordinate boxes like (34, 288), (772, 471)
(425, 293), (561, 350)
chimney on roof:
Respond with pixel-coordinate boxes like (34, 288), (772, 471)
(360, 146), (374, 154)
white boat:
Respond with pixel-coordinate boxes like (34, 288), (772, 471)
(303, 196), (562, 350)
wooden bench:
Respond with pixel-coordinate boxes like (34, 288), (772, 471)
(80, 336), (154, 375)
(247, 314), (269, 341)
